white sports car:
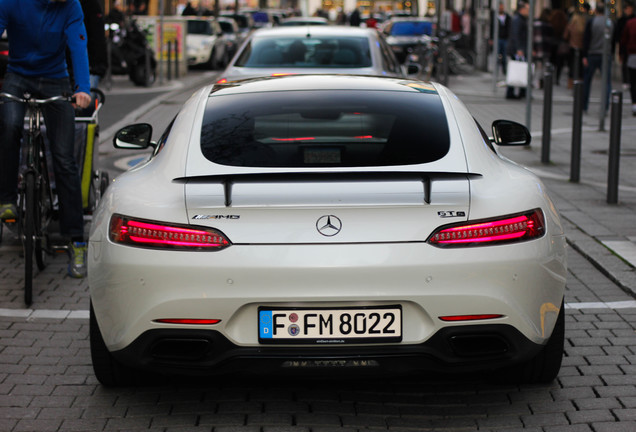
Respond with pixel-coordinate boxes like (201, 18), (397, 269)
(88, 75), (567, 386)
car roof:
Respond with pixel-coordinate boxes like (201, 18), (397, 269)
(281, 17), (328, 23)
(210, 74), (437, 96)
(247, 25), (379, 38)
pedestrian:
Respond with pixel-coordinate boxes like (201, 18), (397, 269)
(506, 1), (530, 100)
(460, 9), (473, 49)
(563, 3), (589, 87)
(182, 1), (203, 16)
(0, 0), (92, 278)
(349, 8), (361, 27)
(620, 11), (636, 115)
(491, 2), (511, 75)
(80, 0), (108, 89)
(549, 8), (569, 85)
(533, 8), (554, 89)
(106, 0), (125, 26)
(615, 1), (635, 89)
(582, 2), (614, 114)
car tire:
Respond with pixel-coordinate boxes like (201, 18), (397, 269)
(499, 300), (565, 384)
(89, 302), (137, 386)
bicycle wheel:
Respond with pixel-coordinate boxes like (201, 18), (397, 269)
(22, 171), (36, 306)
(35, 140), (52, 271)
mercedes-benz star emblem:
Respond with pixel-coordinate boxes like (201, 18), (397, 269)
(316, 215), (342, 237)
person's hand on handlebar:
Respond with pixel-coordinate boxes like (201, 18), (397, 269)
(73, 91), (92, 109)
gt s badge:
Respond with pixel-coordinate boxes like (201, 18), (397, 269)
(438, 211), (466, 218)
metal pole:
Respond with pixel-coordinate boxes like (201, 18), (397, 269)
(105, 29), (113, 91)
(492, 5), (500, 92)
(167, 40), (172, 81)
(570, 81), (583, 183)
(174, 39), (179, 79)
(541, 63), (553, 164)
(525, 0), (534, 130)
(441, 36), (449, 87)
(607, 90), (623, 204)
(159, 0), (165, 85)
(573, 48), (580, 81)
(599, 4), (611, 131)
(145, 46), (151, 87)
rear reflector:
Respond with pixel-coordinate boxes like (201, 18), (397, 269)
(428, 209), (545, 247)
(109, 214), (231, 250)
(154, 319), (221, 325)
(439, 314), (504, 322)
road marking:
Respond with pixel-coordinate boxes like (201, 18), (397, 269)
(2, 302), (635, 320)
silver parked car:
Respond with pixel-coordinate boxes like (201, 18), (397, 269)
(217, 26), (415, 83)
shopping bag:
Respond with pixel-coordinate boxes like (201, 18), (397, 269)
(506, 59), (532, 87)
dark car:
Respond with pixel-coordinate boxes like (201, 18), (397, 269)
(0, 35), (8, 87)
(219, 12), (254, 38)
(382, 17), (434, 63)
(217, 16), (243, 60)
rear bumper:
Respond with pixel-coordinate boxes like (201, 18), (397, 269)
(111, 323), (544, 377)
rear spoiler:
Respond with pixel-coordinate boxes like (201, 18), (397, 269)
(174, 171), (482, 207)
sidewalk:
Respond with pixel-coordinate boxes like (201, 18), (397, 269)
(448, 68), (636, 299)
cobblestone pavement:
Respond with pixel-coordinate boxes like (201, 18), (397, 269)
(1, 70), (636, 431)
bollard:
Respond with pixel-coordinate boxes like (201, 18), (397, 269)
(174, 40), (180, 79)
(167, 41), (172, 81)
(104, 36), (113, 91)
(570, 81), (583, 183)
(144, 47), (151, 87)
(607, 90), (623, 204)
(573, 49), (581, 81)
(441, 38), (449, 87)
(541, 64), (553, 164)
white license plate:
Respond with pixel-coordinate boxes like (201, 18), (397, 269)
(258, 306), (402, 344)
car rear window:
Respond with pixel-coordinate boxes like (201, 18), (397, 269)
(234, 36), (372, 68)
(188, 20), (213, 35)
(200, 89), (450, 167)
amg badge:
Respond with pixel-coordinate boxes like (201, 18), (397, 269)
(192, 215), (240, 220)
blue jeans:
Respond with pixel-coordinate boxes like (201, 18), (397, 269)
(0, 72), (84, 240)
(582, 54), (612, 112)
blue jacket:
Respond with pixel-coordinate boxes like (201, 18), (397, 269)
(0, 0), (90, 94)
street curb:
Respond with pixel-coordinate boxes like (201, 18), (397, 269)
(564, 217), (636, 299)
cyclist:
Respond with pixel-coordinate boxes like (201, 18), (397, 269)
(0, 0), (92, 278)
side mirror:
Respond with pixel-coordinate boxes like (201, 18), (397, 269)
(114, 123), (155, 149)
(491, 120), (531, 146)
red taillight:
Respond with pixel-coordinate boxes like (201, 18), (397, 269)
(154, 319), (221, 325)
(109, 214), (231, 250)
(271, 137), (315, 141)
(428, 209), (545, 247)
(439, 314), (504, 322)
(215, 78), (228, 84)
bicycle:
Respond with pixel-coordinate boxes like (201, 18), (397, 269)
(0, 92), (74, 305)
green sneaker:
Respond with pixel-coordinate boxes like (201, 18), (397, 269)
(68, 241), (87, 278)
(0, 203), (17, 221)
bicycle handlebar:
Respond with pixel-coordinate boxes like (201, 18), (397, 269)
(0, 92), (75, 104)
